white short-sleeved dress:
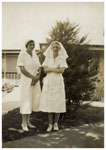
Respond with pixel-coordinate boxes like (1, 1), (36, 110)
(17, 51), (41, 114)
(39, 55), (68, 113)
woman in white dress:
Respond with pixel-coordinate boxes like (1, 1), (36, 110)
(17, 40), (41, 131)
(39, 41), (68, 132)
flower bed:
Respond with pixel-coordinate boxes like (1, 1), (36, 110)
(2, 83), (15, 93)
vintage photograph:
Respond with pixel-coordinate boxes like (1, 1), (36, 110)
(2, 2), (104, 148)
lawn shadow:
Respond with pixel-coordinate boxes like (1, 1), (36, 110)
(2, 102), (104, 143)
(2, 120), (104, 148)
(32, 121), (104, 148)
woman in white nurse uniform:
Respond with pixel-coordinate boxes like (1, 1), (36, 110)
(17, 40), (41, 131)
(39, 41), (68, 132)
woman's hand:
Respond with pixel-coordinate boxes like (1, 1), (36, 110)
(37, 67), (41, 73)
(52, 67), (65, 73)
(37, 67), (41, 77)
(32, 67), (41, 80)
(31, 74), (39, 86)
(32, 74), (39, 81)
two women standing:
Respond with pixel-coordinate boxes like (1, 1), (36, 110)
(17, 40), (68, 132)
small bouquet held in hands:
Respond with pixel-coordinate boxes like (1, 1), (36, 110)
(31, 67), (41, 86)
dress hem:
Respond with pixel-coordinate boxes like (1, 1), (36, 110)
(39, 110), (66, 113)
(20, 112), (32, 114)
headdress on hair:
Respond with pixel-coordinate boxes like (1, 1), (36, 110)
(16, 39), (40, 74)
(44, 41), (68, 59)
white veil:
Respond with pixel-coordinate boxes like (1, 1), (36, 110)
(44, 41), (68, 59)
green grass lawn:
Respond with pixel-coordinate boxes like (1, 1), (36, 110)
(2, 103), (104, 143)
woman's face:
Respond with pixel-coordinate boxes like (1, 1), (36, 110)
(51, 43), (60, 53)
(27, 42), (35, 52)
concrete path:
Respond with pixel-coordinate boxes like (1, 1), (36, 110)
(2, 87), (20, 114)
(2, 121), (104, 148)
(2, 87), (20, 103)
(82, 101), (104, 107)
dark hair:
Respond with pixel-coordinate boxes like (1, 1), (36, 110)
(25, 40), (35, 48)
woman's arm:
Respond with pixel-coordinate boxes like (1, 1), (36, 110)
(52, 67), (66, 73)
(43, 66), (54, 73)
(20, 66), (39, 82)
(43, 66), (66, 74)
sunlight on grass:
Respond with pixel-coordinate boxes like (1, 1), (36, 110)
(59, 134), (64, 137)
(86, 132), (100, 140)
(8, 128), (24, 133)
(83, 124), (89, 127)
(38, 133), (49, 138)
(95, 122), (104, 128)
(46, 143), (51, 146)
(52, 133), (59, 136)
(73, 128), (79, 131)
(52, 137), (60, 140)
(90, 102), (104, 108)
(64, 128), (70, 131)
(78, 131), (85, 134)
